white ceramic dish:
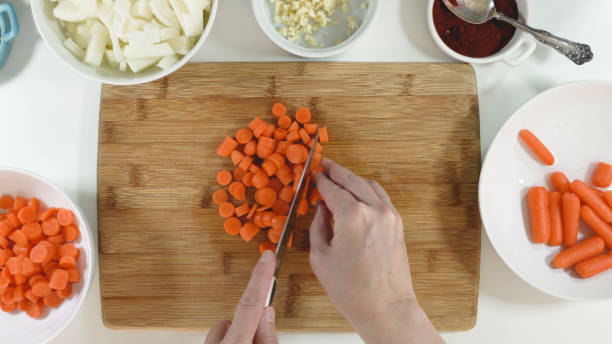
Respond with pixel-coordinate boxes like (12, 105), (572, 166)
(427, 0), (536, 66)
(252, 0), (381, 58)
(0, 168), (95, 344)
(479, 81), (612, 301)
(30, 0), (219, 85)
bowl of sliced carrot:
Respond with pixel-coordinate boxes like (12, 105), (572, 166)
(0, 168), (94, 344)
(479, 81), (612, 301)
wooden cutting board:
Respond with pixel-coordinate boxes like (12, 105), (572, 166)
(98, 63), (481, 332)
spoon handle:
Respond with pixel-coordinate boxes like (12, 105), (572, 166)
(494, 13), (593, 65)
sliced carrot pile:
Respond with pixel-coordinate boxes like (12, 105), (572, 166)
(0, 195), (82, 318)
(524, 149), (612, 278)
(213, 103), (329, 253)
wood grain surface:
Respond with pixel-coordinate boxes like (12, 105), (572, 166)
(98, 63), (481, 332)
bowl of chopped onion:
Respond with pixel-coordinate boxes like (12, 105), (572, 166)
(253, 0), (381, 58)
(31, 0), (218, 85)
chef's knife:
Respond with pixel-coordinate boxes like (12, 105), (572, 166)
(265, 129), (320, 307)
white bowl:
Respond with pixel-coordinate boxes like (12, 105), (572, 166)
(31, 0), (219, 85)
(0, 168), (95, 344)
(252, 0), (381, 58)
(427, 0), (536, 66)
(479, 81), (612, 301)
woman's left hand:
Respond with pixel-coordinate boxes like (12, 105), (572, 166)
(205, 250), (279, 344)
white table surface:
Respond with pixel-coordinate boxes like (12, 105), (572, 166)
(1, 0), (611, 343)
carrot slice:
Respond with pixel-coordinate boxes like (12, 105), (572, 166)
(56, 283), (72, 299)
(253, 122), (268, 138)
(263, 124), (276, 138)
(297, 198), (309, 216)
(575, 253), (612, 278)
(6, 213), (20, 228)
(255, 188), (277, 207)
(56, 209), (74, 227)
(216, 170), (232, 186)
(519, 129), (555, 165)
(27, 198), (40, 213)
(527, 187), (550, 244)
(17, 207), (37, 225)
(242, 172), (255, 188)
(288, 121), (299, 133)
(261, 161), (278, 177)
(261, 212), (275, 227)
(319, 127), (329, 144)
(22, 223), (43, 242)
(276, 165), (293, 185)
(252, 170), (270, 189)
(286, 131), (300, 143)
(274, 128), (288, 140)
(213, 190), (229, 205)
(42, 218), (61, 237)
(217, 136), (239, 157)
(224, 217), (242, 235)
(231, 150), (245, 166)
(239, 223), (260, 242)
(229, 182), (247, 201)
(247, 204), (258, 220)
(25, 300), (44, 319)
(30, 244), (51, 264)
(553, 237), (604, 269)
(243, 141), (257, 156)
(580, 205), (612, 249)
(592, 162), (612, 188)
(32, 282), (51, 297)
(570, 180), (612, 222)
(219, 203), (235, 218)
(548, 192), (563, 246)
(607, 191), (612, 209)
(259, 241), (277, 254)
(299, 128), (311, 144)
(268, 178), (283, 194)
(235, 204), (251, 217)
(59, 256), (76, 269)
(268, 227), (281, 244)
(272, 200), (290, 215)
(67, 268), (80, 283)
(62, 225), (79, 242)
(0, 236), (8, 249)
(278, 115), (291, 129)
(25, 289), (39, 303)
(550, 172), (570, 193)
(0, 195), (14, 210)
(0, 249), (11, 266)
(267, 153), (285, 170)
(238, 157), (254, 172)
(295, 108), (311, 124)
(248, 117), (264, 131)
(310, 188), (322, 206)
(13, 197), (26, 212)
(304, 123), (318, 135)
(562, 193), (580, 247)
(38, 208), (56, 222)
(257, 137), (277, 159)
(275, 141), (289, 155)
(271, 215), (287, 228)
(235, 128), (254, 144)
(43, 292), (63, 308)
(9, 230), (28, 247)
(287, 144), (308, 164)
(307, 140), (323, 153)
(49, 269), (68, 290)
(278, 185), (295, 203)
(272, 103), (287, 117)
(59, 243), (79, 259)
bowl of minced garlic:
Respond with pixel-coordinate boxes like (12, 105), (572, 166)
(252, 0), (380, 58)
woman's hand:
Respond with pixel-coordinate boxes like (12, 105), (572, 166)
(205, 250), (278, 344)
(310, 159), (444, 344)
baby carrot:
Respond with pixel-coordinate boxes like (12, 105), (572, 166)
(255, 188), (277, 207)
(548, 192), (563, 246)
(527, 187), (550, 244)
(580, 205), (612, 249)
(235, 204), (251, 217)
(243, 141), (257, 156)
(570, 180), (612, 222)
(550, 172), (570, 193)
(518, 129), (555, 165)
(229, 182), (247, 201)
(592, 162), (612, 188)
(219, 203), (235, 218)
(575, 253), (612, 278)
(216, 170), (232, 186)
(562, 193), (580, 247)
(295, 108), (311, 124)
(235, 128), (253, 144)
(239, 222), (260, 242)
(553, 236), (604, 269)
(224, 217), (242, 235)
(272, 103), (287, 117)
(217, 136), (239, 157)
(213, 190), (229, 205)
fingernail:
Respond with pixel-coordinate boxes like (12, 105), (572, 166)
(264, 307), (275, 323)
(260, 250), (274, 262)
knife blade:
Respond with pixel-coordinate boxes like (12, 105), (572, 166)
(265, 129), (320, 306)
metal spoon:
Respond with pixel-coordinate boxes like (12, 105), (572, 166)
(441, 0), (593, 65)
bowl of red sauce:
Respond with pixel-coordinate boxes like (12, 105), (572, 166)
(428, 0), (536, 65)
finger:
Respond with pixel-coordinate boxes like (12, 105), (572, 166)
(309, 202), (333, 252)
(254, 307), (279, 344)
(321, 159), (382, 206)
(224, 250), (276, 343)
(204, 320), (230, 344)
(314, 171), (356, 215)
(367, 179), (393, 207)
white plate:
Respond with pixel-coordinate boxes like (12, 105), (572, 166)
(0, 168), (95, 344)
(479, 81), (612, 301)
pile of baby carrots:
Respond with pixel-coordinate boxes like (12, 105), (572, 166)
(0, 195), (82, 318)
(215, 103), (328, 254)
(520, 129), (612, 278)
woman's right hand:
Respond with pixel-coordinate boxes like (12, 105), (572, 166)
(309, 159), (444, 344)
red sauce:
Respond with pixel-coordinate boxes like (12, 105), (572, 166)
(433, 0), (519, 58)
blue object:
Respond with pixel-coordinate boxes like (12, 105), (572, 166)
(0, 2), (19, 70)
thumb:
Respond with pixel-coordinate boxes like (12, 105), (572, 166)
(254, 307), (278, 344)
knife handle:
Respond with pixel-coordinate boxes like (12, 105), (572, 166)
(264, 276), (277, 307)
